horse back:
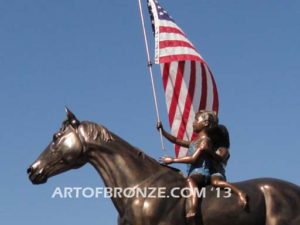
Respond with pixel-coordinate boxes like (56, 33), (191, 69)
(200, 178), (300, 225)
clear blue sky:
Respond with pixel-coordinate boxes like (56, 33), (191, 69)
(1, 0), (299, 224)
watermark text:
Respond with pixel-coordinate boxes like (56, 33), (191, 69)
(51, 186), (232, 199)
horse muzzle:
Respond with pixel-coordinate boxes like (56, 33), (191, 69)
(27, 163), (48, 184)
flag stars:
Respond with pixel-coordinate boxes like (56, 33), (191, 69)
(149, 0), (174, 22)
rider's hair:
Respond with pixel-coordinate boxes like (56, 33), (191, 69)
(195, 110), (218, 128)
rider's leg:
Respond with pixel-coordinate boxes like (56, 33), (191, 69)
(211, 175), (247, 208)
(186, 174), (206, 218)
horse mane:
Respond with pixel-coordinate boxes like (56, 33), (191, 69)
(79, 121), (157, 161)
(78, 121), (185, 178)
(79, 121), (114, 143)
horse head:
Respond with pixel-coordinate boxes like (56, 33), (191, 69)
(27, 108), (88, 184)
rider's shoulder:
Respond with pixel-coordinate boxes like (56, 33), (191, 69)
(192, 135), (212, 146)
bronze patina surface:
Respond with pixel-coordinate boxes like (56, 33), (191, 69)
(28, 109), (300, 225)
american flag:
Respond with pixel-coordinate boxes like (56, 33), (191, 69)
(147, 0), (219, 157)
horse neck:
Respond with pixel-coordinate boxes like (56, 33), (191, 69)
(86, 134), (162, 214)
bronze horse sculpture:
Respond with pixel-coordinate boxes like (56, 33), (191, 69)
(28, 109), (300, 225)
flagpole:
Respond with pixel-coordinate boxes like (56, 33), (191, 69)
(137, 0), (165, 151)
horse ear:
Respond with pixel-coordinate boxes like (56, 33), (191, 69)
(65, 107), (80, 128)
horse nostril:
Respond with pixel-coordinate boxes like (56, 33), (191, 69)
(28, 160), (41, 176)
(27, 166), (33, 175)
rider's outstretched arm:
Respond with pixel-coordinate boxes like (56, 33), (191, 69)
(157, 122), (190, 148)
(161, 137), (211, 164)
(174, 137), (210, 163)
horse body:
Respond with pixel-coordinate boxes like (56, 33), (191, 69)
(27, 111), (300, 225)
(201, 178), (300, 225)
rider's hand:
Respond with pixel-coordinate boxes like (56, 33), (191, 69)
(159, 156), (173, 164)
(156, 121), (163, 131)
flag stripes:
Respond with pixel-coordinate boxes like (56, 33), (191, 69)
(148, 0), (219, 157)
